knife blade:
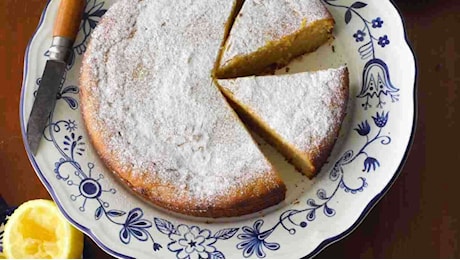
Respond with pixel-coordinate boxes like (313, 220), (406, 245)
(27, 0), (86, 155)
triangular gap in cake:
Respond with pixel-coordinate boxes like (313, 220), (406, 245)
(213, 0), (245, 75)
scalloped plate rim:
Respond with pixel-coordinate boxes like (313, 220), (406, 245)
(18, 0), (417, 258)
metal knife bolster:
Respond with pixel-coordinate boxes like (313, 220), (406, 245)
(48, 36), (74, 62)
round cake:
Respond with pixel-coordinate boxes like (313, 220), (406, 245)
(80, 0), (348, 218)
(80, 0), (286, 218)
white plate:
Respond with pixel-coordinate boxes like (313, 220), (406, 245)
(18, 0), (416, 258)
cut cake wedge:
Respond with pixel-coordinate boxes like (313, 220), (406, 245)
(218, 67), (349, 177)
(216, 0), (335, 78)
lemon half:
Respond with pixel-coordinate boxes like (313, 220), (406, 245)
(2, 199), (83, 259)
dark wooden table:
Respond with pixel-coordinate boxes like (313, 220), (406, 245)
(1, 0), (458, 258)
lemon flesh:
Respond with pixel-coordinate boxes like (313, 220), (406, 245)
(3, 199), (83, 259)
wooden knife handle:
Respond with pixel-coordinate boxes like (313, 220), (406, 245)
(53, 0), (86, 40)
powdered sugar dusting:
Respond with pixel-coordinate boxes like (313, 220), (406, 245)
(218, 67), (348, 153)
(221, 0), (332, 65)
(82, 0), (274, 203)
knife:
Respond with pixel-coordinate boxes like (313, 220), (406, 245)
(27, 0), (85, 155)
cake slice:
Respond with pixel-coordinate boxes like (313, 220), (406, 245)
(218, 67), (349, 177)
(216, 0), (335, 79)
(80, 0), (286, 217)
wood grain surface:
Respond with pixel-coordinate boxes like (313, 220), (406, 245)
(0, 0), (458, 258)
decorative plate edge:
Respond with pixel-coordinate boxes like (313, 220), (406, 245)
(303, 0), (418, 257)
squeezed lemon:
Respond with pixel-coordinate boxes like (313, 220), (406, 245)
(2, 199), (83, 259)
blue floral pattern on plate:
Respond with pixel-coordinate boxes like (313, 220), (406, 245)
(74, 0), (106, 55)
(233, 110), (391, 258)
(323, 0), (400, 109)
(154, 218), (238, 259)
(20, 0), (416, 258)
